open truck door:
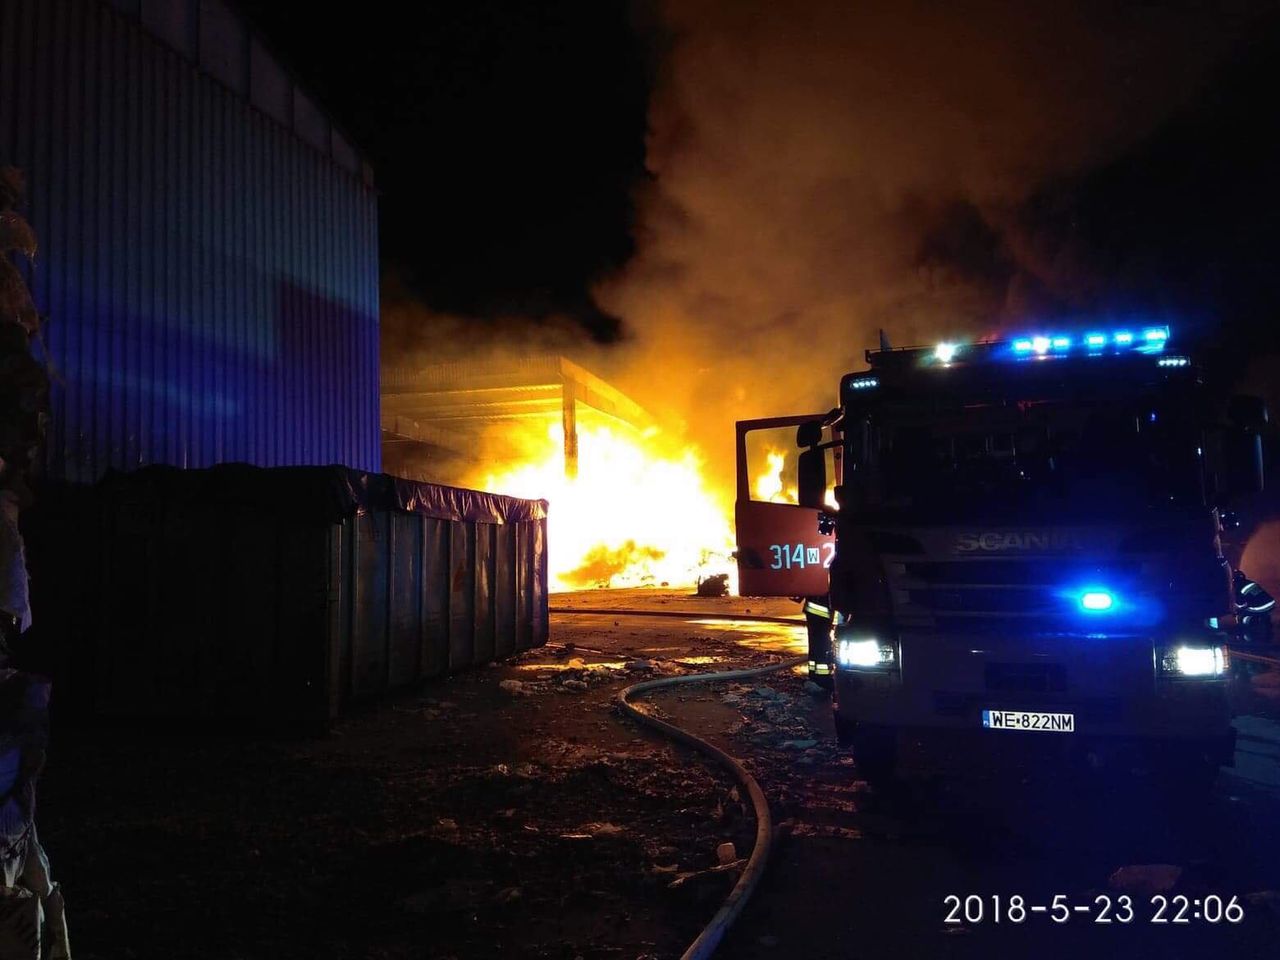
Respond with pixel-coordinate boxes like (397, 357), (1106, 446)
(735, 415), (838, 597)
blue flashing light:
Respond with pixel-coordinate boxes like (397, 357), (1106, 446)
(1079, 590), (1115, 612)
(849, 376), (878, 390)
(940, 324), (1175, 367)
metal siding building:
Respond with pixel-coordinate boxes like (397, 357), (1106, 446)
(0, 0), (380, 481)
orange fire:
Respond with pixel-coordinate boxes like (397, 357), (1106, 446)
(752, 445), (838, 509)
(476, 422), (736, 592)
(753, 448), (798, 504)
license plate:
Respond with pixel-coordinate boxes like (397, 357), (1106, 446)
(982, 709), (1074, 733)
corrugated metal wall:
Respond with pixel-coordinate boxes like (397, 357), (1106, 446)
(0, 0), (381, 481)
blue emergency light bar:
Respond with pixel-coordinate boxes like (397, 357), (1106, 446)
(1009, 325), (1168, 357)
(865, 324), (1174, 370)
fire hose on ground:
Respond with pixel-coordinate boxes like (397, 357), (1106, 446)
(618, 657), (807, 960)
(553, 604), (810, 958)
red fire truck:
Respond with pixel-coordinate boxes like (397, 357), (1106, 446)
(736, 327), (1267, 783)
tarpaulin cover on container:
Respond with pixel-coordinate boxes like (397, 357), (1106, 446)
(80, 465), (548, 728)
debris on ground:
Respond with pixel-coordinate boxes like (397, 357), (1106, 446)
(696, 573), (731, 597)
(560, 821), (628, 840)
(718, 681), (833, 758)
(667, 859), (746, 897)
(786, 822), (862, 841)
(45, 589), (812, 958)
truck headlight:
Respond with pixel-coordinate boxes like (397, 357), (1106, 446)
(835, 637), (896, 670)
(1158, 644), (1228, 678)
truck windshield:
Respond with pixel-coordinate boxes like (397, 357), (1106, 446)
(844, 385), (1205, 523)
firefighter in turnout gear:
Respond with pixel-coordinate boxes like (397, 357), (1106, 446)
(797, 421), (834, 688)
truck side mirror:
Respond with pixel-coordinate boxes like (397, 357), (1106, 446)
(796, 420), (827, 509)
(1223, 428), (1264, 497)
(797, 446), (827, 509)
(796, 420), (823, 448)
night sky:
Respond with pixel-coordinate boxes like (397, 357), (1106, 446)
(238, 2), (1280, 377)
(239, 0), (650, 341)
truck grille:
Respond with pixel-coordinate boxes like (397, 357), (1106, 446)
(899, 559), (1068, 586)
(984, 662), (1067, 693)
(884, 558), (1135, 628)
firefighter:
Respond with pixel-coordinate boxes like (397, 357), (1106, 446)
(1234, 569), (1275, 644)
(797, 421), (834, 689)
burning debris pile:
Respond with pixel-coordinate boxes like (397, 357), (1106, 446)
(478, 421), (735, 592)
(383, 355), (737, 592)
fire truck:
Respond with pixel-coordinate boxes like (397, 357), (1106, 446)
(735, 327), (1268, 782)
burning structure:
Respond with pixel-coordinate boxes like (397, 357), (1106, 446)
(382, 355), (653, 483)
(382, 355), (734, 592)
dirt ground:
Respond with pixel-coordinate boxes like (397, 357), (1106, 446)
(36, 590), (811, 959)
(34, 588), (1280, 959)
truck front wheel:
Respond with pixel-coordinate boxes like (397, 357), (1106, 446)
(836, 715), (898, 782)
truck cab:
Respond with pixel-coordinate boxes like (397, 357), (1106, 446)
(737, 327), (1267, 783)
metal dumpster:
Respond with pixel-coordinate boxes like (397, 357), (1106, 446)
(82, 464), (547, 728)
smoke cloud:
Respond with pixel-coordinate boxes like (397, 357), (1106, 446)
(592, 0), (1267, 489)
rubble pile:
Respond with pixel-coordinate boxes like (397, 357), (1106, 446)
(721, 682), (831, 760)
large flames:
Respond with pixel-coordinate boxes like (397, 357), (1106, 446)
(476, 421), (737, 593)
(753, 448), (798, 504)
